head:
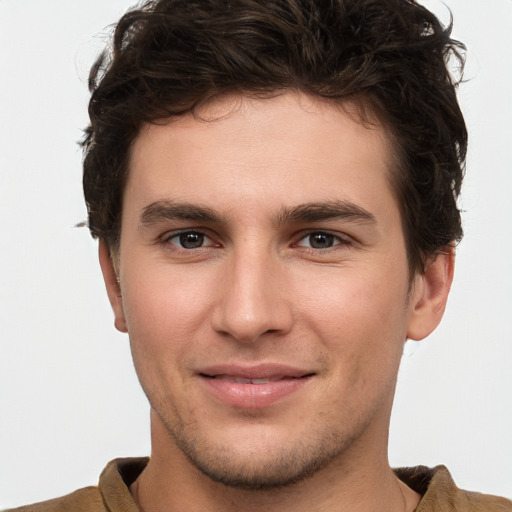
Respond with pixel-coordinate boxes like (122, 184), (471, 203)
(82, 0), (467, 277)
(85, 0), (466, 494)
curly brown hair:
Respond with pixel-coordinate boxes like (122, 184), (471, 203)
(82, 0), (467, 274)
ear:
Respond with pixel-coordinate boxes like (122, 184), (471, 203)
(98, 240), (128, 333)
(406, 248), (455, 341)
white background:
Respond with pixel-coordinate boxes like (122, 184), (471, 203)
(0, 0), (510, 508)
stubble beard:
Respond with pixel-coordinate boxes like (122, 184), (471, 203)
(153, 404), (370, 491)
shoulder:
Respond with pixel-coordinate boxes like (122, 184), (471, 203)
(459, 491), (512, 511)
(3, 486), (106, 512)
(3, 457), (148, 512)
(396, 465), (512, 511)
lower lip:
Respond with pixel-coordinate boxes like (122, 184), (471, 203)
(200, 376), (311, 409)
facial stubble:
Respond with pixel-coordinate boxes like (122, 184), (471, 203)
(149, 393), (379, 491)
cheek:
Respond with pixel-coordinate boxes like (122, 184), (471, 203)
(120, 262), (216, 353)
(120, 268), (214, 402)
(294, 265), (409, 372)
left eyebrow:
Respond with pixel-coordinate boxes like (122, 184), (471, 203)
(275, 200), (376, 225)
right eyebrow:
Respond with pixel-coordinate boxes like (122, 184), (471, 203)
(139, 200), (222, 227)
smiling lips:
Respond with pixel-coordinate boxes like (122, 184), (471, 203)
(211, 375), (288, 384)
(198, 364), (314, 409)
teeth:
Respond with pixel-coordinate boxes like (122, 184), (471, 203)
(233, 378), (253, 384)
(214, 375), (282, 384)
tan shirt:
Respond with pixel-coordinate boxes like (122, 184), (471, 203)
(6, 458), (512, 511)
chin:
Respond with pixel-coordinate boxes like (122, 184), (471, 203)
(160, 411), (363, 490)
(179, 438), (342, 490)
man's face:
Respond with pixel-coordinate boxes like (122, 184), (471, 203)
(102, 91), (446, 488)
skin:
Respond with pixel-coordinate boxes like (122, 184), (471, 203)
(100, 91), (454, 512)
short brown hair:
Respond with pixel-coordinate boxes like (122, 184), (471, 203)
(82, 0), (467, 274)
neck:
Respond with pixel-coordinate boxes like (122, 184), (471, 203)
(131, 414), (421, 512)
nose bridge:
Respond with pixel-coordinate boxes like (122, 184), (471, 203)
(212, 241), (292, 342)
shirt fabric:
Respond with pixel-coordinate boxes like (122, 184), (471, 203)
(6, 457), (512, 511)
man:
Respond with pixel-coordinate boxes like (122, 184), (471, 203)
(7, 0), (511, 510)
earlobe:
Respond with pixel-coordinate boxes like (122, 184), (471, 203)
(98, 240), (128, 333)
(406, 248), (455, 341)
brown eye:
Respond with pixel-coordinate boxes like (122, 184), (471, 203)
(297, 231), (339, 249)
(169, 231), (208, 249)
(308, 232), (335, 249)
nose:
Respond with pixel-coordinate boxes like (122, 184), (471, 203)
(211, 248), (293, 343)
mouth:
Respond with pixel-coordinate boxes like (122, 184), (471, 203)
(201, 374), (310, 384)
(197, 365), (315, 408)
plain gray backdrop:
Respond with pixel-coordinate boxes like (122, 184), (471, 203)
(1, 0), (511, 507)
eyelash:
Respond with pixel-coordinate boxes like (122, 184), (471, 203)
(162, 230), (217, 251)
(295, 231), (352, 251)
(160, 229), (353, 253)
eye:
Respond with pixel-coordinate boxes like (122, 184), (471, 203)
(167, 231), (212, 249)
(296, 231), (346, 250)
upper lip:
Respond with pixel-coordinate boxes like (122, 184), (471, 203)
(197, 363), (314, 380)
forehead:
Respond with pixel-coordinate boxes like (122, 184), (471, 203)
(124, 91), (397, 225)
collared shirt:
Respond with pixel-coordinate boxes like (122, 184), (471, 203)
(6, 458), (512, 511)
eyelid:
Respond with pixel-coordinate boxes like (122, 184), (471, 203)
(157, 228), (354, 251)
(161, 228), (218, 249)
(294, 230), (353, 249)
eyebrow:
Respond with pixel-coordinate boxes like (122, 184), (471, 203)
(140, 200), (222, 227)
(139, 199), (376, 228)
(276, 200), (376, 225)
